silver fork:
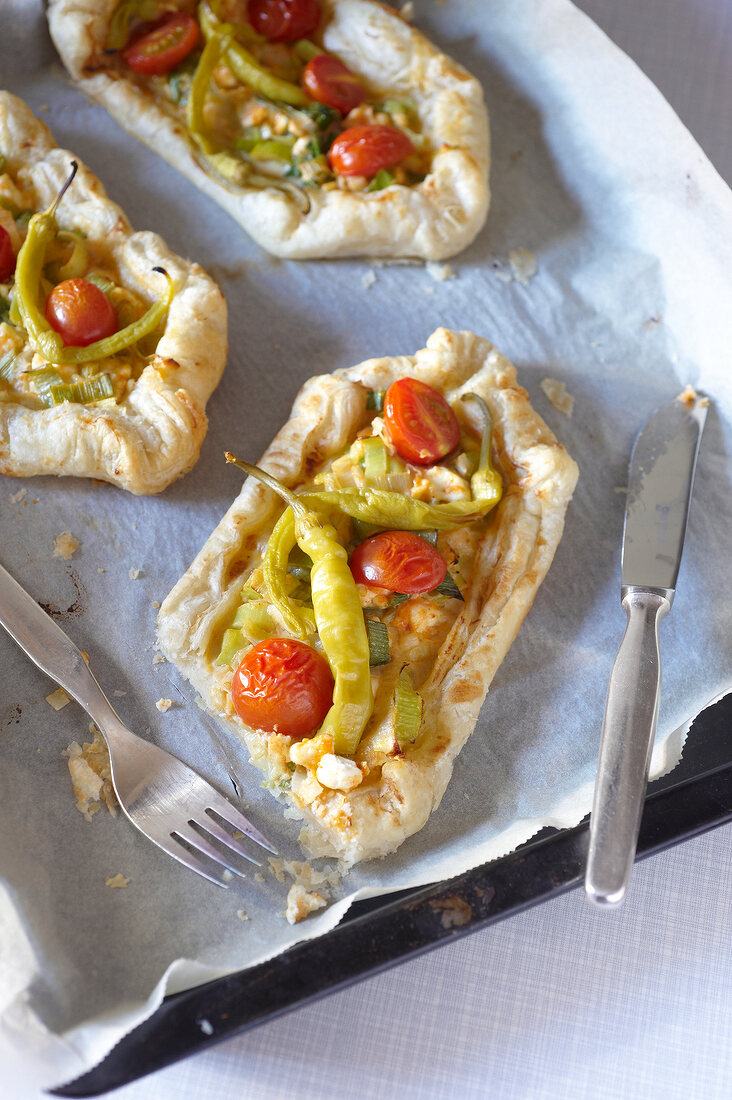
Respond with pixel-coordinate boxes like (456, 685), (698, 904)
(0, 561), (277, 886)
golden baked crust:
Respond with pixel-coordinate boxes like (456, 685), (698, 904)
(47, 0), (490, 260)
(157, 329), (578, 865)
(0, 92), (227, 494)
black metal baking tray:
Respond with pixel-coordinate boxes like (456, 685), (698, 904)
(53, 691), (732, 1098)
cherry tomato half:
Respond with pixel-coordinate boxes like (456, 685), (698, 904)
(350, 531), (448, 594)
(328, 124), (414, 178)
(248, 0), (321, 42)
(302, 55), (365, 114)
(231, 637), (334, 739)
(45, 278), (118, 348)
(122, 13), (199, 76)
(383, 378), (461, 466)
(0, 226), (15, 283)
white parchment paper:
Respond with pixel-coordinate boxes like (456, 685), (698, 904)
(1, 0), (732, 1091)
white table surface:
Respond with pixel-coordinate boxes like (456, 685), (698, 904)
(13, 1), (732, 1097)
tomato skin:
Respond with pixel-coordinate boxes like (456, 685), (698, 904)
(350, 531), (447, 594)
(44, 278), (118, 348)
(231, 637), (334, 739)
(0, 226), (15, 282)
(122, 13), (199, 76)
(302, 55), (365, 114)
(383, 378), (461, 466)
(248, 0), (321, 42)
(328, 124), (414, 178)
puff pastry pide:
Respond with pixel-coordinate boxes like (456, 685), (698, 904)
(158, 330), (578, 865)
(48, 0), (490, 260)
(0, 92), (226, 494)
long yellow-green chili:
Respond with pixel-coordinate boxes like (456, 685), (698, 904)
(302, 485), (502, 531)
(226, 453), (373, 756)
(187, 32), (229, 155)
(263, 507), (315, 639)
(462, 393), (503, 504)
(14, 163), (175, 366)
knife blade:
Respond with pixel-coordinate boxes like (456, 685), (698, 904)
(585, 389), (708, 907)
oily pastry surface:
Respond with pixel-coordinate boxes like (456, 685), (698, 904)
(47, 0), (490, 260)
(158, 329), (579, 865)
(0, 92), (227, 494)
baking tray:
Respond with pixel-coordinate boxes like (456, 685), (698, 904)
(52, 690), (732, 1097)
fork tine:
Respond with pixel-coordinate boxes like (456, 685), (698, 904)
(172, 824), (248, 878)
(205, 797), (279, 854)
(152, 835), (228, 888)
(199, 815), (264, 866)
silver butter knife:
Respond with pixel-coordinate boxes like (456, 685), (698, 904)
(585, 390), (708, 907)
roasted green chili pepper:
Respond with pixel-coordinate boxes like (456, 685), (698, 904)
(14, 163), (175, 366)
(263, 506), (316, 638)
(226, 453), (373, 756)
(187, 32), (228, 155)
(462, 393), (503, 504)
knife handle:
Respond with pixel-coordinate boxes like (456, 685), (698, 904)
(585, 586), (672, 907)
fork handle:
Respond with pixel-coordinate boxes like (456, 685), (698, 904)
(0, 561), (127, 737)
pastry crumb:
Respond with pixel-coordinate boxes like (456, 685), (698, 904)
(63, 728), (117, 821)
(399, 0), (415, 19)
(155, 698), (174, 712)
(222, 869), (233, 883)
(614, 486), (629, 494)
(112, 689), (127, 697)
(677, 385), (707, 409)
(285, 884), (327, 924)
(425, 261), (454, 282)
(129, 568), (143, 580)
(10, 488), (27, 504)
(361, 270), (377, 290)
(236, 909), (249, 921)
(540, 377), (574, 418)
(509, 247), (538, 285)
(151, 601), (160, 609)
(46, 687), (71, 711)
(198, 1019), (214, 1036)
(152, 652), (165, 665)
(254, 872), (265, 883)
(105, 873), (129, 889)
(53, 532), (79, 560)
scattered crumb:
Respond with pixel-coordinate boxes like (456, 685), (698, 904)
(677, 384), (703, 409)
(105, 873), (129, 889)
(112, 689), (127, 697)
(98, 568), (105, 574)
(285, 884), (327, 924)
(63, 728), (117, 821)
(128, 568), (143, 580)
(155, 698), (173, 712)
(425, 261), (454, 282)
(152, 653), (165, 665)
(46, 687), (71, 711)
(151, 601), (160, 609)
(53, 532), (79, 560)
(198, 1019), (214, 1036)
(540, 377), (574, 418)
(222, 869), (233, 883)
(508, 247), (538, 285)
(236, 909), (249, 921)
(10, 488), (27, 504)
(399, 0), (414, 19)
(269, 857), (340, 891)
(269, 857), (286, 883)
(254, 872), (265, 883)
(361, 270), (377, 290)
(614, 486), (629, 495)
(39, 104), (49, 111)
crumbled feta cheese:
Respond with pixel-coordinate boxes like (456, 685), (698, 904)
(285, 884), (327, 924)
(316, 753), (363, 792)
(540, 377), (574, 418)
(155, 698), (173, 712)
(105, 873), (129, 888)
(53, 532), (79, 560)
(46, 687), (71, 711)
